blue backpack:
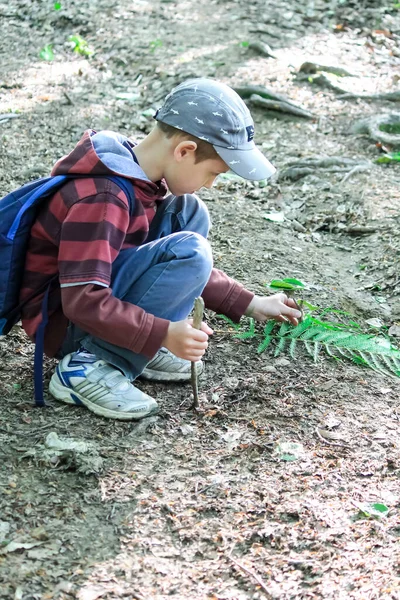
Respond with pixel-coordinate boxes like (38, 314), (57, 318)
(0, 174), (135, 407)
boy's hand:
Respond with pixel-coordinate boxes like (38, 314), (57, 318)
(245, 293), (302, 326)
(163, 319), (213, 362)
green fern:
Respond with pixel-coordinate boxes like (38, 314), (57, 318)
(259, 315), (400, 377)
(217, 313), (400, 378)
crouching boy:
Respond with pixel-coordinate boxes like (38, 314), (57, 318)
(20, 78), (301, 420)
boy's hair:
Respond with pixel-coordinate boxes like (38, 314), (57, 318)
(157, 121), (219, 164)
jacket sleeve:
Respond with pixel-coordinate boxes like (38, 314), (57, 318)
(61, 284), (170, 359)
(202, 268), (254, 322)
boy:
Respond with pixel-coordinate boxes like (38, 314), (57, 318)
(20, 78), (302, 420)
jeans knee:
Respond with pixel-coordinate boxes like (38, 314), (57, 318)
(186, 232), (213, 284)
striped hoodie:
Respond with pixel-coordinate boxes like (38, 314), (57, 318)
(20, 130), (254, 359)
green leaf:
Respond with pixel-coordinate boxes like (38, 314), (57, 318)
(301, 301), (319, 311)
(281, 278), (305, 287)
(39, 44), (54, 61)
(239, 41), (249, 47)
(68, 34), (94, 57)
(54, 1), (61, 9)
(357, 502), (389, 519)
(269, 278), (305, 290)
(376, 152), (400, 164)
(371, 503), (389, 514)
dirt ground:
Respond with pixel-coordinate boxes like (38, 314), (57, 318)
(1, 0), (400, 598)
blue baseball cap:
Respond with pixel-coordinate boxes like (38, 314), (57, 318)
(154, 78), (276, 181)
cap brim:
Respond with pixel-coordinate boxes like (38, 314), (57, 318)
(213, 145), (276, 181)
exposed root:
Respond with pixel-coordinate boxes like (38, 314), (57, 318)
(248, 40), (276, 59)
(297, 71), (351, 94)
(278, 156), (371, 181)
(234, 84), (296, 104)
(249, 94), (315, 120)
(339, 90), (400, 102)
(299, 61), (356, 78)
(235, 85), (314, 120)
(351, 113), (400, 147)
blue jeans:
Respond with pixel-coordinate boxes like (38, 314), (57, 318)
(59, 194), (213, 380)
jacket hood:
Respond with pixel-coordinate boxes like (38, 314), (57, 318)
(51, 129), (167, 197)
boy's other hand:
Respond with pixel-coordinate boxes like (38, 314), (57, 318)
(163, 319), (213, 362)
(245, 294), (302, 326)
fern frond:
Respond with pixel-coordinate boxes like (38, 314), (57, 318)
(218, 311), (400, 379)
(381, 353), (400, 377)
(257, 336), (273, 353)
(278, 321), (292, 337)
(313, 341), (321, 362)
(274, 336), (287, 357)
(217, 314), (241, 331)
(235, 317), (255, 340)
(264, 321), (276, 336)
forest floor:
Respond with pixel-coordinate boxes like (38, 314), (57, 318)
(1, 0), (400, 599)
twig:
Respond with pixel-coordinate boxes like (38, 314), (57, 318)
(62, 91), (74, 105)
(228, 555), (270, 596)
(0, 113), (20, 123)
(191, 297), (205, 410)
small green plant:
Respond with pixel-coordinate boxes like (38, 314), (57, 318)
(149, 39), (163, 52)
(218, 276), (400, 378)
(39, 44), (54, 61)
(68, 34), (94, 57)
(54, 1), (61, 9)
(376, 151), (400, 164)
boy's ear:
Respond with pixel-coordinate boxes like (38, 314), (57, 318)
(173, 139), (197, 161)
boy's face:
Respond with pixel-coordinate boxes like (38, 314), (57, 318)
(164, 140), (229, 196)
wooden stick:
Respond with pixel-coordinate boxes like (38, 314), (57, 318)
(229, 555), (270, 596)
(191, 297), (204, 409)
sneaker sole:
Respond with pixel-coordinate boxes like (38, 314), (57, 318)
(49, 378), (159, 421)
(140, 361), (203, 382)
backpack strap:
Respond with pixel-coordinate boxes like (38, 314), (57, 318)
(34, 284), (51, 407)
(104, 175), (135, 216)
(7, 176), (68, 241)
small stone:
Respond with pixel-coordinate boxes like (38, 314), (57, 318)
(263, 365), (277, 373)
(274, 358), (291, 367)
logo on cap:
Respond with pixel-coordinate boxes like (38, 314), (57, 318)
(246, 125), (255, 142)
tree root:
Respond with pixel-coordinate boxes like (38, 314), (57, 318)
(249, 94), (315, 120)
(297, 71), (351, 94)
(235, 84), (295, 103)
(351, 113), (400, 147)
(248, 40), (276, 59)
(339, 90), (400, 102)
(278, 156), (371, 181)
(234, 85), (314, 119)
(299, 61), (356, 78)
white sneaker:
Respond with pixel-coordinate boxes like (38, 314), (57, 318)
(49, 350), (158, 420)
(140, 348), (203, 382)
